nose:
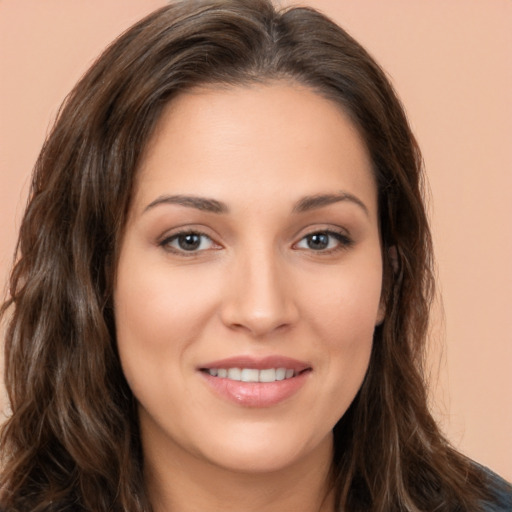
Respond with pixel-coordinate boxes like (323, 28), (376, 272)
(219, 246), (299, 338)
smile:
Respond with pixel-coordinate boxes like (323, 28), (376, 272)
(204, 367), (297, 382)
(199, 356), (312, 407)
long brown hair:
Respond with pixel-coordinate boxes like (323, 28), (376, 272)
(0, 1), (495, 510)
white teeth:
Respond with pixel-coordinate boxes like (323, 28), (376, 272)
(206, 367), (297, 382)
(227, 368), (241, 380)
(259, 368), (276, 382)
(241, 368), (259, 382)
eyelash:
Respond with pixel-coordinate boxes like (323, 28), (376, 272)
(159, 229), (353, 256)
(159, 230), (218, 255)
(294, 229), (353, 254)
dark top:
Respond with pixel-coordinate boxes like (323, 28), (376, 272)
(481, 466), (512, 511)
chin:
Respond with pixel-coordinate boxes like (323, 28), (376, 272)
(193, 426), (334, 475)
(204, 450), (306, 475)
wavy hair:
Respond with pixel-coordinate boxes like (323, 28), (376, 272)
(0, 1), (493, 510)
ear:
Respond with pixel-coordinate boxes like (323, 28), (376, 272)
(375, 245), (398, 326)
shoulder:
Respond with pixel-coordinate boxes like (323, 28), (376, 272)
(478, 465), (512, 511)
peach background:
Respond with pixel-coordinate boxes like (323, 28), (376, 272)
(1, 0), (511, 480)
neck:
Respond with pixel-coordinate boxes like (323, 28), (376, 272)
(144, 432), (335, 512)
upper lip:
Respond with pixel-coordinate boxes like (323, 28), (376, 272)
(198, 355), (311, 372)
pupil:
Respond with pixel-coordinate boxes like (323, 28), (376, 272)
(308, 233), (329, 250)
(179, 234), (201, 250)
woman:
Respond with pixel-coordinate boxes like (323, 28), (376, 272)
(1, 1), (510, 511)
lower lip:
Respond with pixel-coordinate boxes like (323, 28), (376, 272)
(200, 371), (311, 408)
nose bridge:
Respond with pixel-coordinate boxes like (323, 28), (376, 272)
(221, 239), (297, 336)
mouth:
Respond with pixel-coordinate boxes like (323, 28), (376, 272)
(200, 367), (308, 383)
(198, 356), (312, 407)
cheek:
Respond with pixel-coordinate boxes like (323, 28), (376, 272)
(116, 258), (218, 340)
(113, 259), (219, 396)
(299, 257), (382, 410)
(305, 256), (383, 339)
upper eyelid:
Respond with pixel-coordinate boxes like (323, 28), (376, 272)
(164, 230), (212, 240)
(292, 224), (352, 241)
(163, 231), (212, 242)
(158, 225), (217, 243)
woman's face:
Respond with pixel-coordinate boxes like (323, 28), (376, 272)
(114, 82), (384, 475)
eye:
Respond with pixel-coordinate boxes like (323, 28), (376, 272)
(160, 231), (217, 253)
(295, 230), (352, 252)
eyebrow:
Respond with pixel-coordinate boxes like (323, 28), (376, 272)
(292, 192), (369, 216)
(143, 191), (368, 216)
(144, 195), (229, 214)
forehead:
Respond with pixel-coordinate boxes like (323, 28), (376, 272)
(133, 82), (377, 216)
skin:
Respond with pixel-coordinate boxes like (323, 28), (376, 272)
(114, 82), (385, 512)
